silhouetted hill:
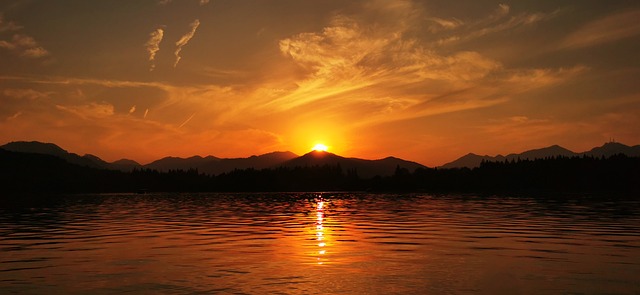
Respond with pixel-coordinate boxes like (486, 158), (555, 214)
(1, 141), (109, 169)
(0, 141), (300, 176)
(111, 159), (142, 172)
(506, 145), (576, 161)
(1, 141), (68, 157)
(2, 146), (638, 193)
(282, 150), (426, 178)
(199, 151), (298, 175)
(0, 149), (123, 193)
(583, 142), (640, 158)
(143, 152), (298, 175)
(441, 153), (506, 169)
(441, 142), (637, 168)
(145, 155), (220, 172)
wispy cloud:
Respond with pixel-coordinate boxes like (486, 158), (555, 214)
(145, 27), (164, 71)
(56, 102), (115, 119)
(174, 19), (200, 67)
(0, 14), (22, 32)
(0, 15), (49, 59)
(129, 105), (136, 114)
(0, 34), (49, 58)
(3, 88), (51, 100)
(427, 17), (464, 32)
(271, 2), (584, 128)
(560, 10), (640, 50)
(432, 4), (560, 46)
(144, 108), (149, 118)
(5, 111), (22, 121)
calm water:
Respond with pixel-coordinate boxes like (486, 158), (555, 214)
(1, 193), (639, 294)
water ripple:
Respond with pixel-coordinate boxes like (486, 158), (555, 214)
(1, 193), (639, 294)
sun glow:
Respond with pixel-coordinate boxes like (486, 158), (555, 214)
(312, 144), (328, 152)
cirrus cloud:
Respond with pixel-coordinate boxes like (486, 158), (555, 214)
(145, 27), (164, 71)
(174, 19), (200, 67)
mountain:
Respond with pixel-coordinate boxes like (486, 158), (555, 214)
(281, 150), (426, 178)
(144, 155), (220, 172)
(440, 153), (506, 169)
(198, 151), (298, 175)
(441, 142), (639, 169)
(144, 151), (298, 175)
(110, 159), (142, 171)
(0, 141), (299, 175)
(1, 141), (109, 169)
(504, 145), (576, 162)
(583, 142), (640, 158)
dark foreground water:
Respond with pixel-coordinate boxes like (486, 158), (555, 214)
(1, 193), (639, 294)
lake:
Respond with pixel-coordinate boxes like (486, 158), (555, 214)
(1, 193), (639, 294)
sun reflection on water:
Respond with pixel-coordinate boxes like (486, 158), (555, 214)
(316, 198), (325, 265)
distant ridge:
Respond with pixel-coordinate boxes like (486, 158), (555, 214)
(146, 151), (299, 175)
(441, 142), (640, 169)
(282, 150), (426, 178)
(0, 141), (113, 169)
(2, 140), (639, 193)
(3, 140), (639, 173)
(0, 141), (298, 175)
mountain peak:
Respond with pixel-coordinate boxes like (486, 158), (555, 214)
(283, 151), (424, 178)
(601, 141), (628, 148)
(1, 141), (68, 157)
(303, 150), (337, 157)
(586, 141), (638, 157)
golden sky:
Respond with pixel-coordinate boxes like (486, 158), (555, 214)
(1, 0), (640, 166)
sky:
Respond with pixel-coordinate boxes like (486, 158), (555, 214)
(1, 0), (640, 166)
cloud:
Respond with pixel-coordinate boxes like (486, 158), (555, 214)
(270, 2), (585, 128)
(0, 34), (50, 58)
(145, 27), (164, 71)
(199, 0), (210, 5)
(129, 105), (136, 114)
(560, 10), (640, 50)
(493, 4), (510, 20)
(432, 4), (560, 46)
(0, 15), (50, 59)
(144, 108), (149, 118)
(0, 14), (22, 32)
(6, 111), (22, 121)
(174, 19), (200, 67)
(427, 17), (464, 32)
(56, 102), (115, 119)
(3, 88), (51, 100)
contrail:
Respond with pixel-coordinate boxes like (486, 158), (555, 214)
(145, 27), (164, 71)
(174, 19), (200, 67)
(178, 113), (196, 128)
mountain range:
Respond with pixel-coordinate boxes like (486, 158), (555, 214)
(440, 142), (640, 169)
(0, 141), (424, 177)
(2, 141), (639, 175)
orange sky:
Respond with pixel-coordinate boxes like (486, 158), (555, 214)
(1, 0), (640, 166)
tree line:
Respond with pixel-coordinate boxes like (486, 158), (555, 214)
(2, 149), (638, 194)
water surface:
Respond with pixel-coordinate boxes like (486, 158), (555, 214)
(1, 193), (639, 294)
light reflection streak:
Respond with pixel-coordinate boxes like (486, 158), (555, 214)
(316, 197), (325, 265)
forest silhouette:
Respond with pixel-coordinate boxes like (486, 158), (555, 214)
(1, 149), (638, 194)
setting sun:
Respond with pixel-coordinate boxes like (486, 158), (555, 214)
(312, 144), (328, 152)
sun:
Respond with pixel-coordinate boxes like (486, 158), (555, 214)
(312, 143), (328, 152)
